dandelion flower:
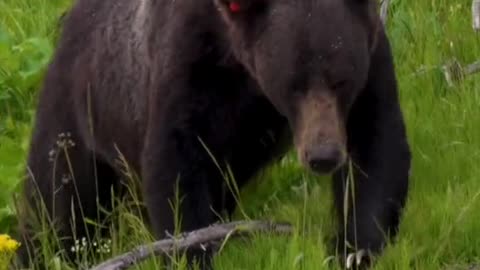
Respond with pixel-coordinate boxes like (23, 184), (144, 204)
(0, 234), (20, 253)
(0, 234), (21, 270)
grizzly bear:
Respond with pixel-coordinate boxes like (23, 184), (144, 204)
(16, 0), (411, 269)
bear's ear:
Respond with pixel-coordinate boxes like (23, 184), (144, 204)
(214, 0), (268, 23)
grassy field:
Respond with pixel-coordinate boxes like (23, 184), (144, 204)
(2, 0), (480, 269)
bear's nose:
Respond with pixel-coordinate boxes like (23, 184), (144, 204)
(306, 144), (344, 174)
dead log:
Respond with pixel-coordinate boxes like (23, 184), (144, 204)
(89, 220), (293, 270)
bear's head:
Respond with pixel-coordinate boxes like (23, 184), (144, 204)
(215, 0), (381, 174)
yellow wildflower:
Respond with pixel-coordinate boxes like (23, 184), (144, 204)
(0, 234), (20, 253)
(0, 234), (20, 270)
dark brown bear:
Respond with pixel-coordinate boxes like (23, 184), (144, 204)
(17, 0), (411, 269)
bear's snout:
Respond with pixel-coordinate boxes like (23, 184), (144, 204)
(294, 91), (347, 174)
(305, 142), (345, 174)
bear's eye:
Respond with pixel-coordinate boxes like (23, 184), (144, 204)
(289, 73), (309, 98)
(330, 79), (349, 91)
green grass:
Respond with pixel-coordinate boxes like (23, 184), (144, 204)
(0, 0), (70, 236)
(2, 0), (480, 269)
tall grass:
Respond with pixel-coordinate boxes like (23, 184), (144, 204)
(2, 0), (480, 269)
(0, 0), (71, 236)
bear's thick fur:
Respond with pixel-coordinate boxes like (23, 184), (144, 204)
(17, 0), (411, 269)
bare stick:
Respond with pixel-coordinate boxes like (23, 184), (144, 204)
(89, 220), (293, 270)
(380, 0), (391, 25)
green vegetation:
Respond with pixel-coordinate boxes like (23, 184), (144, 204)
(0, 0), (69, 233)
(1, 0), (480, 269)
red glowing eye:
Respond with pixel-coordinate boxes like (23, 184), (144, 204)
(229, 2), (241, 12)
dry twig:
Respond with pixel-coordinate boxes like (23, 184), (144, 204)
(89, 220), (292, 270)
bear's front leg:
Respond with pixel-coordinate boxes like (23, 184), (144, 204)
(331, 30), (411, 269)
(141, 83), (228, 269)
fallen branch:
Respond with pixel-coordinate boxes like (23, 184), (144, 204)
(380, 0), (391, 25)
(442, 58), (480, 86)
(89, 220), (293, 270)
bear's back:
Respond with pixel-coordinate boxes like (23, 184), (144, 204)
(40, 0), (178, 164)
